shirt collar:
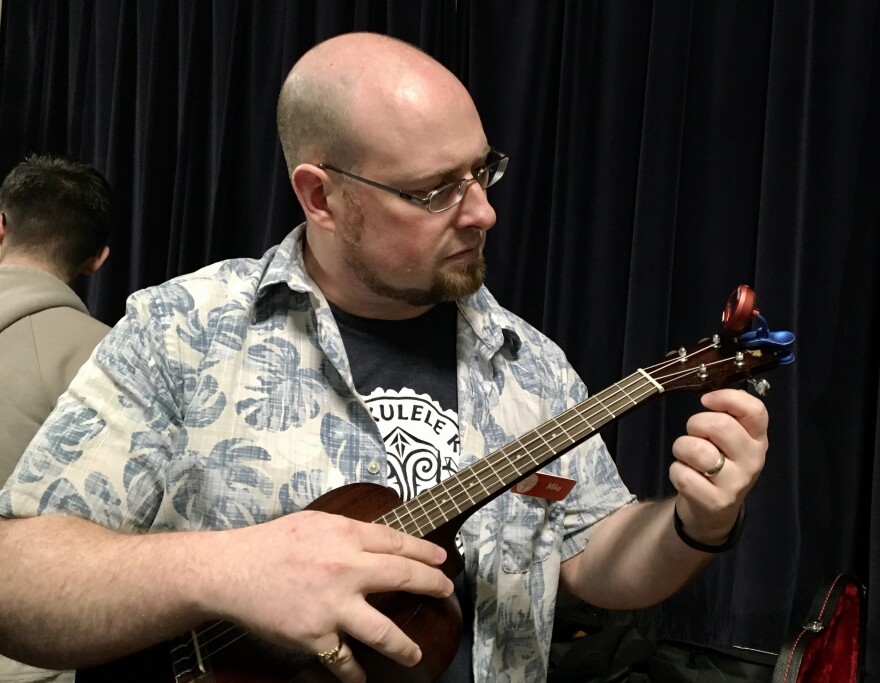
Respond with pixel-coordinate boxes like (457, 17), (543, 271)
(257, 223), (314, 298)
(457, 286), (523, 357)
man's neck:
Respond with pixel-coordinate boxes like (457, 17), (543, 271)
(0, 253), (69, 284)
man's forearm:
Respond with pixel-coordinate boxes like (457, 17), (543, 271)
(560, 498), (714, 609)
(0, 515), (214, 669)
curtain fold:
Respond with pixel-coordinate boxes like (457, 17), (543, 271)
(1, 0), (878, 676)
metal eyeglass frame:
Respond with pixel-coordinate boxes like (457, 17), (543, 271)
(318, 148), (509, 214)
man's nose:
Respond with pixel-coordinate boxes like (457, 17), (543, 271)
(454, 179), (496, 230)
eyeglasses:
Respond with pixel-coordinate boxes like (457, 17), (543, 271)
(318, 148), (509, 214)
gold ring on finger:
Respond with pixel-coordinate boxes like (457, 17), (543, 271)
(316, 634), (344, 666)
(703, 454), (725, 478)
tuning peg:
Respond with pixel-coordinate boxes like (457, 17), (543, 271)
(748, 378), (771, 396)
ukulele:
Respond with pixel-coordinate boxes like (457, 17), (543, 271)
(77, 285), (794, 683)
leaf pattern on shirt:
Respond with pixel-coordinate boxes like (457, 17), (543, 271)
(235, 335), (324, 430)
(186, 374), (228, 429)
(83, 472), (126, 528)
(168, 438), (274, 527)
(37, 478), (91, 517)
(19, 406), (105, 482)
(319, 408), (377, 483)
(177, 300), (250, 359)
(280, 468), (325, 514)
(147, 283), (196, 329)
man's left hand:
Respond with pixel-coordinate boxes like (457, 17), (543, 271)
(669, 388), (768, 546)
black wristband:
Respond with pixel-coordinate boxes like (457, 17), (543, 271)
(673, 504), (745, 553)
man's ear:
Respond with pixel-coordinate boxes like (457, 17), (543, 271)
(81, 245), (110, 275)
(291, 164), (340, 234)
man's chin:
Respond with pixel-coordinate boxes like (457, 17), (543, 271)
(434, 259), (486, 300)
(355, 257), (486, 307)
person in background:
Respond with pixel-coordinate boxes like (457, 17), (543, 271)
(0, 153), (112, 683)
(0, 35), (765, 683)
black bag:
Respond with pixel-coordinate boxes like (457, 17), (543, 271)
(648, 640), (776, 682)
(771, 573), (867, 683)
(548, 604), (777, 683)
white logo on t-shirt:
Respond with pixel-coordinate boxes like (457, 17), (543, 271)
(363, 387), (460, 502)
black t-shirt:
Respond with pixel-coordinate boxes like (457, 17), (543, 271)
(330, 301), (474, 682)
(330, 301), (458, 410)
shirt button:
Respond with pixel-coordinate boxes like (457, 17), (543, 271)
(367, 460), (381, 475)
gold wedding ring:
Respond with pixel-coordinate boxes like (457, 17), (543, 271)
(316, 634), (344, 666)
(703, 454), (726, 478)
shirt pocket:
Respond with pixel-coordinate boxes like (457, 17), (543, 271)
(500, 493), (564, 573)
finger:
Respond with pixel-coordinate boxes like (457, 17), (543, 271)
(668, 459), (736, 509)
(340, 599), (423, 667)
(320, 637), (366, 683)
(672, 434), (730, 478)
(700, 388), (769, 439)
(669, 463), (742, 543)
(356, 555), (454, 597)
(357, 522), (447, 566)
(684, 412), (764, 469)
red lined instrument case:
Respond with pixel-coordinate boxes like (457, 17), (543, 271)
(771, 573), (866, 683)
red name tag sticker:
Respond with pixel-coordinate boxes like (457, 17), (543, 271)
(512, 473), (576, 501)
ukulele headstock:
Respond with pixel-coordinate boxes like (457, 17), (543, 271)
(646, 285), (795, 395)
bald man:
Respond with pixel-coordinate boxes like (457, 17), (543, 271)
(0, 33), (767, 683)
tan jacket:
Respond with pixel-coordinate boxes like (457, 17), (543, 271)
(0, 265), (109, 681)
(0, 264), (110, 485)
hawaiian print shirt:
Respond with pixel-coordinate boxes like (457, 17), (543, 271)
(0, 224), (635, 682)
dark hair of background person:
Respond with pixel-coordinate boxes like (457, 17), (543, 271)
(1, 1), (877, 677)
(0, 154), (114, 281)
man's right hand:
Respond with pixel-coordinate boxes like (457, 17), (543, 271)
(198, 510), (454, 683)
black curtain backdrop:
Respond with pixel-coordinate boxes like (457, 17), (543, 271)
(1, 0), (878, 676)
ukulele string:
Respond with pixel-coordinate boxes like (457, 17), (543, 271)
(387, 342), (725, 537)
(641, 341), (720, 380)
(386, 370), (662, 537)
(648, 354), (735, 387)
(392, 371), (658, 535)
(174, 621), (250, 673)
(382, 372), (647, 532)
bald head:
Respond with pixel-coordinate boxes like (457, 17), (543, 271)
(276, 33), (475, 175)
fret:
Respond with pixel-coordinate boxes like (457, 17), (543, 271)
(436, 486), (464, 516)
(592, 390), (618, 423)
(401, 497), (422, 535)
(620, 374), (638, 406)
(391, 508), (409, 533)
(413, 480), (461, 532)
(381, 506), (405, 532)
(532, 424), (561, 462)
(488, 442), (528, 494)
(558, 407), (584, 443)
(380, 369), (662, 539)
(465, 462), (494, 499)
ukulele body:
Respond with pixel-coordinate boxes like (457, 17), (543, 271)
(76, 482), (465, 683)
